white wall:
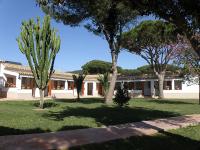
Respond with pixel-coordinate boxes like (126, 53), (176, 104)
(164, 79), (199, 99)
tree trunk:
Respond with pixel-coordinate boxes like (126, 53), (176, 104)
(77, 90), (80, 101)
(39, 89), (44, 109)
(187, 36), (200, 58)
(157, 73), (165, 99)
(199, 75), (200, 105)
(103, 89), (107, 101)
(105, 52), (118, 104)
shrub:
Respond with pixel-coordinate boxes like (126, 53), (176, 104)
(33, 101), (58, 108)
(113, 85), (130, 107)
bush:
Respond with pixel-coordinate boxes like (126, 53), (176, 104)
(113, 85), (130, 107)
(33, 101), (58, 108)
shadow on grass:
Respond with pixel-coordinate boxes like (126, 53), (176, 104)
(0, 126), (50, 136)
(42, 105), (179, 126)
(55, 98), (105, 104)
(70, 130), (200, 150)
(0, 125), (90, 136)
(70, 118), (200, 150)
(146, 99), (196, 105)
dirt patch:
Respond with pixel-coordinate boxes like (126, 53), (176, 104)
(32, 108), (49, 111)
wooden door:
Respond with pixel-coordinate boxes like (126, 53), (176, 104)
(87, 83), (93, 96)
(48, 81), (52, 96)
(81, 82), (85, 96)
(97, 83), (103, 96)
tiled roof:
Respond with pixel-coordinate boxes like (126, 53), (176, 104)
(1, 62), (182, 81)
(2, 62), (74, 80)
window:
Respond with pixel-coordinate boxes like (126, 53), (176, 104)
(21, 77), (34, 89)
(174, 80), (182, 90)
(68, 81), (74, 90)
(115, 82), (121, 90)
(6, 77), (16, 88)
(52, 80), (65, 90)
(164, 81), (172, 90)
(134, 82), (143, 90)
(128, 82), (134, 90)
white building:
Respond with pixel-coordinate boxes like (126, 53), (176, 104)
(0, 61), (199, 100)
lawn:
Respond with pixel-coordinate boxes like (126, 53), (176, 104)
(70, 125), (200, 150)
(0, 98), (200, 136)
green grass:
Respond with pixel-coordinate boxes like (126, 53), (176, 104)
(70, 125), (200, 150)
(0, 98), (200, 136)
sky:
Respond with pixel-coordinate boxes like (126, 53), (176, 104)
(0, 0), (154, 72)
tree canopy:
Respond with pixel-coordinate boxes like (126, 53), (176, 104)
(129, 0), (200, 57)
(122, 65), (181, 76)
(82, 60), (123, 74)
(37, 0), (139, 102)
(122, 20), (179, 99)
(81, 60), (180, 76)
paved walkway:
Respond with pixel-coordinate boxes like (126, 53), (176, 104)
(1, 114), (200, 150)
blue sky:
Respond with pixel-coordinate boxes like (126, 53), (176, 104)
(0, 0), (153, 72)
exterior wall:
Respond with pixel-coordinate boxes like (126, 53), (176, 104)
(1, 88), (33, 99)
(51, 89), (75, 98)
(83, 81), (100, 97)
(117, 79), (199, 99)
(128, 90), (143, 98)
(2, 77), (199, 100)
(164, 79), (199, 99)
(0, 62), (199, 100)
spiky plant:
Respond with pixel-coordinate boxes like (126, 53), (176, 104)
(17, 15), (61, 109)
(72, 73), (86, 101)
(97, 72), (109, 100)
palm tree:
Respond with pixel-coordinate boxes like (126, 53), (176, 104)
(98, 72), (109, 100)
(72, 73), (86, 101)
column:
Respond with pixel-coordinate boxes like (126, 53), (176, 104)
(121, 81), (124, 89)
(172, 79), (175, 90)
(84, 81), (88, 96)
(65, 80), (68, 90)
(16, 75), (21, 90)
(150, 80), (155, 97)
(93, 82), (97, 96)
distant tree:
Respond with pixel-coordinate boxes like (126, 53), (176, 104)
(121, 65), (180, 76)
(122, 20), (178, 99)
(17, 16), (60, 109)
(69, 70), (83, 74)
(129, 0), (200, 58)
(121, 69), (141, 76)
(97, 72), (110, 100)
(82, 60), (123, 74)
(37, 0), (139, 103)
(73, 73), (87, 101)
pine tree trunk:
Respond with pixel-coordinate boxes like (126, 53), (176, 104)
(105, 52), (118, 104)
(199, 75), (200, 105)
(103, 88), (107, 101)
(157, 73), (165, 99)
(77, 90), (80, 101)
(188, 36), (200, 58)
(39, 89), (44, 109)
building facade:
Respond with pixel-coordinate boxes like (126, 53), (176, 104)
(0, 61), (199, 100)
